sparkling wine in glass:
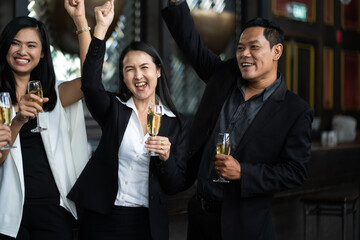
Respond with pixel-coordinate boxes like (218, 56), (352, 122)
(28, 80), (46, 133)
(213, 132), (230, 183)
(146, 103), (163, 156)
(0, 92), (16, 149)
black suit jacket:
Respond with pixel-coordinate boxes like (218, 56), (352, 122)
(162, 2), (314, 239)
(68, 38), (189, 240)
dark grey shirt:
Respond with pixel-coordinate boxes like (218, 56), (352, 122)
(197, 75), (281, 201)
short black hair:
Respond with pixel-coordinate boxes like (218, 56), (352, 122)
(243, 17), (284, 48)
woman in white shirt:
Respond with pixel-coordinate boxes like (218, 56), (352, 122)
(68, 1), (189, 239)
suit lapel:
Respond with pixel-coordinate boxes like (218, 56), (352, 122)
(158, 116), (170, 137)
(191, 61), (239, 154)
(233, 78), (288, 156)
(117, 103), (132, 146)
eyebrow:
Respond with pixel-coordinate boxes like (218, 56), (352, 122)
(124, 62), (150, 68)
(238, 40), (261, 46)
(12, 38), (40, 45)
(123, 65), (134, 70)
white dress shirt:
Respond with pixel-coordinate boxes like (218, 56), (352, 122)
(114, 96), (175, 208)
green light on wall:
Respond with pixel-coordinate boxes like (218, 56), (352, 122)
(286, 2), (307, 22)
(293, 3), (307, 21)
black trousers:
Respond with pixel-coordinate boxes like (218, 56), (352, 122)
(187, 195), (222, 240)
(0, 204), (74, 240)
(78, 206), (152, 240)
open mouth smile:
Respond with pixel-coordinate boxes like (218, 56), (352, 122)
(135, 82), (148, 90)
(241, 62), (255, 67)
(15, 57), (30, 65)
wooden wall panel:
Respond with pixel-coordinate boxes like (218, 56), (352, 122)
(293, 43), (315, 108)
(341, 0), (360, 31)
(341, 51), (360, 110)
(324, 0), (334, 25)
(323, 47), (334, 109)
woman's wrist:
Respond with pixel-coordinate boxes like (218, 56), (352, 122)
(12, 114), (27, 127)
(93, 25), (108, 40)
(76, 26), (91, 35)
(74, 17), (89, 30)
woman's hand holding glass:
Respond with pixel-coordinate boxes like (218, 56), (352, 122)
(0, 124), (11, 153)
(26, 80), (48, 132)
(15, 88), (49, 129)
(0, 92), (15, 149)
(144, 103), (164, 157)
(145, 136), (171, 161)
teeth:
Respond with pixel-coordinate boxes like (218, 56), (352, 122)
(15, 59), (29, 63)
(242, 63), (253, 67)
(136, 82), (146, 87)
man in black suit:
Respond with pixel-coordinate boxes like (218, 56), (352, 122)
(162, 1), (314, 239)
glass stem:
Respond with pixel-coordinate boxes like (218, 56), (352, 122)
(36, 113), (40, 128)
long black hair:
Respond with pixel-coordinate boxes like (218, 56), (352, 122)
(118, 41), (182, 125)
(0, 16), (57, 111)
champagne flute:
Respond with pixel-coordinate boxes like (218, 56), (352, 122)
(28, 80), (46, 133)
(0, 92), (16, 149)
(213, 132), (230, 183)
(145, 103), (163, 156)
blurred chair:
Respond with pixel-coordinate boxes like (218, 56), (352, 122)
(301, 191), (359, 240)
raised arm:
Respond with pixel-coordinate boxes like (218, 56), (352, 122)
(93, 0), (114, 40)
(59, 0), (93, 107)
(79, 0), (114, 124)
(162, 0), (221, 83)
(64, 0), (91, 69)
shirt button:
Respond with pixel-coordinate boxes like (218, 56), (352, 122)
(125, 181), (128, 185)
(130, 167), (134, 171)
(121, 196), (124, 200)
(136, 154), (139, 158)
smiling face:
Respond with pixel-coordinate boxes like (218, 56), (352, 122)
(122, 50), (161, 102)
(6, 27), (44, 79)
(236, 26), (282, 85)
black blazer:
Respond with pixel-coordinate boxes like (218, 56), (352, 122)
(162, 2), (314, 240)
(68, 38), (189, 240)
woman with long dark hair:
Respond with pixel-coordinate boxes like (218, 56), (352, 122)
(68, 1), (189, 239)
(0, 0), (90, 239)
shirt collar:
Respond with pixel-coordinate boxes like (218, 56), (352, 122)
(263, 72), (282, 100)
(116, 96), (176, 117)
(236, 72), (282, 102)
